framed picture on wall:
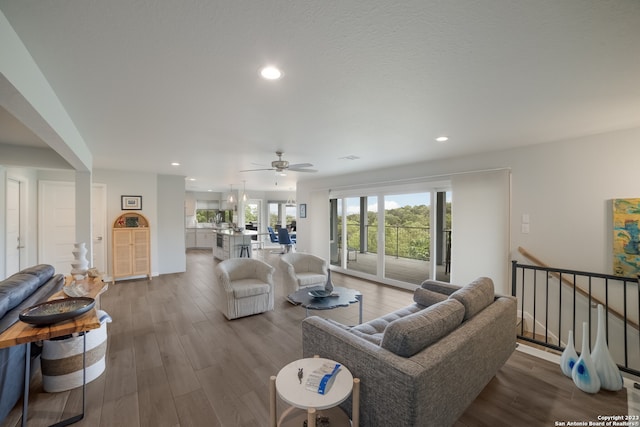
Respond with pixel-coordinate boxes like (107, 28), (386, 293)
(121, 195), (142, 210)
(299, 203), (307, 218)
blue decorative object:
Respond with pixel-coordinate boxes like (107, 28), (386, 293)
(592, 305), (624, 391)
(560, 329), (578, 377)
(572, 322), (601, 394)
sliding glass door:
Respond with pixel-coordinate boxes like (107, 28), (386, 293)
(329, 186), (451, 287)
(343, 196), (378, 277)
(383, 192), (431, 284)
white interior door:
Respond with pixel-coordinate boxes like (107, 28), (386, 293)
(6, 179), (22, 276)
(92, 184), (107, 274)
(39, 181), (76, 275)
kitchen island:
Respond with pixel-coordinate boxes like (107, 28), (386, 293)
(214, 229), (258, 260)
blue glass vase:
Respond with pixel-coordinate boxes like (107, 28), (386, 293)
(592, 305), (623, 391)
(572, 322), (601, 394)
(560, 329), (578, 378)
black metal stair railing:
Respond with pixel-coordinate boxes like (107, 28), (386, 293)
(511, 260), (640, 378)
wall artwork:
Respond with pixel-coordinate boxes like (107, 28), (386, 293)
(612, 198), (640, 277)
(121, 195), (142, 210)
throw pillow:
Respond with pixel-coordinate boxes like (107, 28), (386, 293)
(420, 279), (460, 295)
(449, 277), (495, 320)
(381, 298), (465, 357)
(413, 287), (447, 307)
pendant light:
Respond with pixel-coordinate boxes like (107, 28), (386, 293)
(228, 184), (234, 203)
(242, 180), (248, 202)
(286, 188), (296, 206)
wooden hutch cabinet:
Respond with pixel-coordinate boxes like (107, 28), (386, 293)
(112, 213), (151, 283)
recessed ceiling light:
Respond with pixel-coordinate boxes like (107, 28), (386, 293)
(187, 178), (196, 181)
(171, 162), (181, 166)
(260, 66), (282, 80)
(435, 136), (449, 142)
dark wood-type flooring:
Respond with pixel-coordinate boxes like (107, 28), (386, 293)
(1, 249), (629, 427)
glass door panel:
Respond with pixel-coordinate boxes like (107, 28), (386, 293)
(345, 196), (377, 276)
(330, 199), (341, 266)
(384, 193), (431, 285)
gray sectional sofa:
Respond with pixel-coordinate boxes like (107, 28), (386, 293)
(0, 265), (65, 423)
(302, 277), (517, 427)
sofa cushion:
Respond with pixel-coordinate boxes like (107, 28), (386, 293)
(231, 280), (270, 299)
(381, 298), (465, 357)
(352, 304), (423, 335)
(449, 277), (495, 320)
(420, 279), (460, 295)
(413, 287), (448, 307)
(350, 328), (384, 345)
(0, 274), (42, 319)
(296, 273), (326, 287)
(20, 264), (55, 284)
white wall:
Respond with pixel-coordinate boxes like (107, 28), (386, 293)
(451, 169), (510, 292)
(92, 169), (159, 276)
(157, 174), (186, 274)
(298, 126), (640, 287)
(37, 168), (188, 277)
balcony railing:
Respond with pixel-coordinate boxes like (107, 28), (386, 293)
(344, 223), (432, 261)
(511, 259), (640, 377)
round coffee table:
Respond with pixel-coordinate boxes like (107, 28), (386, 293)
(287, 286), (363, 324)
(269, 357), (360, 427)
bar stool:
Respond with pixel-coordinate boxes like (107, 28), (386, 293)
(239, 244), (251, 258)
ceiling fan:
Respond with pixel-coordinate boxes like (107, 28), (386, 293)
(240, 151), (318, 174)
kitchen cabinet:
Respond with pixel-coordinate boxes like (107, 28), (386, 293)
(185, 228), (215, 249)
(184, 196), (196, 216)
(112, 213), (151, 283)
(197, 229), (215, 248)
(186, 229), (197, 248)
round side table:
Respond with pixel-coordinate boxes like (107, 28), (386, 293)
(270, 357), (360, 427)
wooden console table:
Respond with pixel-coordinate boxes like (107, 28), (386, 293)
(0, 276), (108, 427)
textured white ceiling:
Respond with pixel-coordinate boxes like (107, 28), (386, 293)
(1, 0), (639, 192)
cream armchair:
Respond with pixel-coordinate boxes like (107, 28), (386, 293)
(280, 252), (329, 296)
(215, 258), (275, 319)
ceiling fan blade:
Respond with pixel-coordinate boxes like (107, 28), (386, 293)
(239, 168), (275, 172)
(288, 167), (318, 173)
(287, 163), (313, 169)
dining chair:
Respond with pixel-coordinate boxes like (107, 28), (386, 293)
(277, 228), (295, 253)
(267, 226), (279, 244)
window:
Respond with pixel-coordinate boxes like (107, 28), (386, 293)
(245, 200), (261, 231)
(195, 200), (235, 224)
(268, 201), (297, 229)
(195, 200), (219, 224)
